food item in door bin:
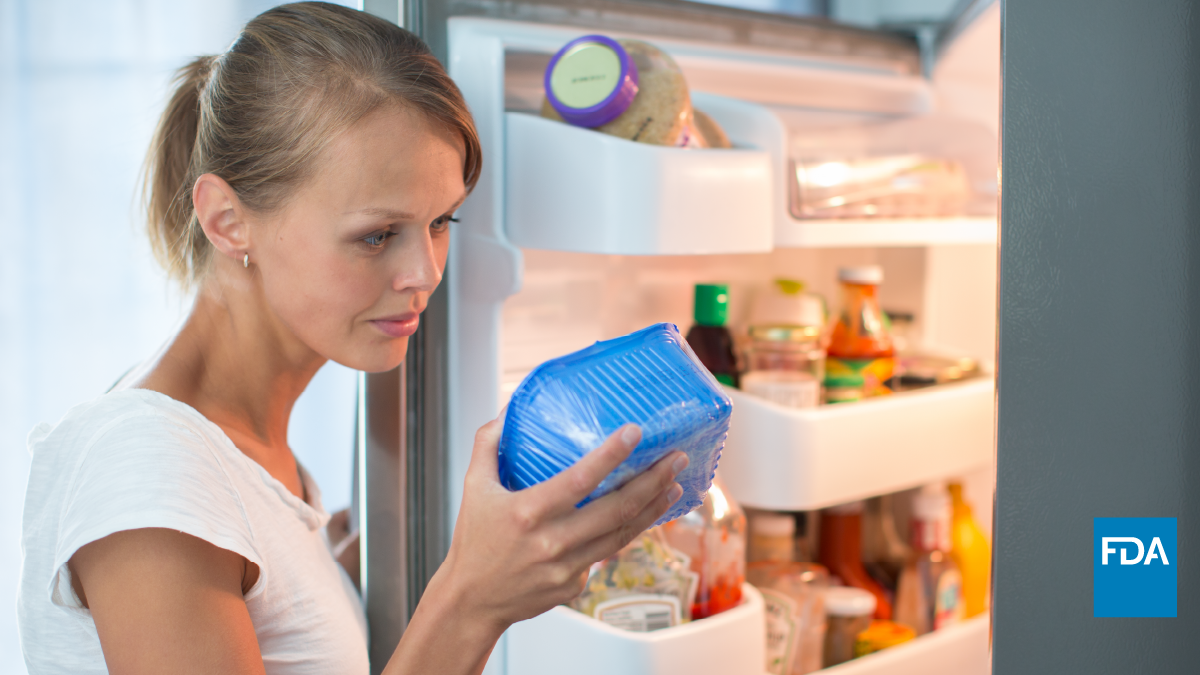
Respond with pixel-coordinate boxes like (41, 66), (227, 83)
(570, 528), (699, 632)
(685, 283), (740, 387)
(748, 511), (796, 563)
(826, 266), (895, 397)
(861, 494), (912, 596)
(823, 373), (864, 404)
(741, 325), (825, 409)
(853, 620), (916, 657)
(949, 482), (991, 618)
(661, 474), (747, 619)
(748, 562), (829, 675)
(541, 35), (705, 147)
(497, 323), (732, 526)
(818, 501), (893, 619)
(822, 586), (877, 668)
(895, 483), (965, 635)
(749, 278), (827, 330)
(694, 109), (732, 148)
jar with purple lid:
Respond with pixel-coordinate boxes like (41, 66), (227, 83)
(541, 34), (707, 148)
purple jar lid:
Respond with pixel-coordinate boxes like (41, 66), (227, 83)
(544, 34), (639, 128)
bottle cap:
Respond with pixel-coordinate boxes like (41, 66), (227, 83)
(694, 283), (731, 327)
(912, 482), (951, 521)
(838, 266), (884, 285)
(544, 35), (640, 128)
(750, 511), (795, 537)
(824, 586), (877, 617)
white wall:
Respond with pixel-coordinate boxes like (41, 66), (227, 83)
(0, 2), (357, 671)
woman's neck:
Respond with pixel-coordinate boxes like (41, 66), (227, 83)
(135, 270), (325, 499)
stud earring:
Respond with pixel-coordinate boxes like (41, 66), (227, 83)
(243, 253), (249, 268)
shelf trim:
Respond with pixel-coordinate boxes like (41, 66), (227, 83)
(776, 216), (998, 248)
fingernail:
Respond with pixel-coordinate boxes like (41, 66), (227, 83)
(667, 483), (683, 504)
(672, 453), (689, 475)
(621, 425), (642, 447)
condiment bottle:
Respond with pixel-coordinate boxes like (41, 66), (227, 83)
(748, 511), (795, 563)
(826, 266), (895, 397)
(685, 283), (739, 387)
(822, 586), (876, 668)
(660, 474), (747, 619)
(948, 482), (991, 618)
(747, 561), (829, 675)
(861, 494), (912, 596)
(817, 501), (892, 619)
(541, 35), (704, 147)
(894, 483), (965, 635)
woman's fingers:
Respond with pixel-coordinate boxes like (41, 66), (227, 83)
(465, 417), (504, 484)
(562, 450), (688, 546)
(529, 424), (642, 515)
(570, 482), (684, 565)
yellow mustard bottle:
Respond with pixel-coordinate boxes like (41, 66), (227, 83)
(948, 482), (991, 618)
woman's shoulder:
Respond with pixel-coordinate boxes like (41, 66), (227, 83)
(28, 388), (226, 465)
(23, 389), (254, 522)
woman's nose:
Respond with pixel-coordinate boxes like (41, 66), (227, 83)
(391, 228), (443, 294)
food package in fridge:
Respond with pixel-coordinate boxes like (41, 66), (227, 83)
(498, 322), (733, 525)
(569, 528), (700, 632)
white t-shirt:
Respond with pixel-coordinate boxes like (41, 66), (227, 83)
(18, 389), (370, 674)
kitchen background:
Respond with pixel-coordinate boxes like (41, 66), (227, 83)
(0, 1), (973, 671)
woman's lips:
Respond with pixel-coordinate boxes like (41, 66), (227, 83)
(370, 315), (420, 338)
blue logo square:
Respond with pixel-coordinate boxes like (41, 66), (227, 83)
(1094, 517), (1176, 617)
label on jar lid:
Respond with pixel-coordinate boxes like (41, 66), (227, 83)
(550, 42), (622, 108)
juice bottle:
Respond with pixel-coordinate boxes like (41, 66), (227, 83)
(948, 482), (991, 618)
(817, 501), (892, 620)
(660, 474), (747, 619)
(894, 483), (965, 635)
(826, 266), (895, 397)
(685, 283), (739, 387)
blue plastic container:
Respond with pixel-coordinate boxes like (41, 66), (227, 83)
(498, 323), (733, 525)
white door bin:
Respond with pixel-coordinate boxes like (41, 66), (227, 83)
(506, 583), (766, 675)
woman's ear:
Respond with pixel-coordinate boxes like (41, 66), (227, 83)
(193, 173), (250, 261)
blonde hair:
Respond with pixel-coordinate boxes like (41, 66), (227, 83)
(144, 1), (481, 288)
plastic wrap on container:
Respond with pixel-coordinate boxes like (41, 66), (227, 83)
(498, 323), (733, 525)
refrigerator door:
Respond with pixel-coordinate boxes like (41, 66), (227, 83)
(997, 0), (1200, 672)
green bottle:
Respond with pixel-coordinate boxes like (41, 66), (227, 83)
(685, 283), (739, 387)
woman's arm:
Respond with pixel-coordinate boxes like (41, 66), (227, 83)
(70, 419), (683, 675)
(69, 528), (266, 675)
(382, 418), (686, 675)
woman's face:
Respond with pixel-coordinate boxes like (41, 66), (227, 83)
(250, 104), (466, 373)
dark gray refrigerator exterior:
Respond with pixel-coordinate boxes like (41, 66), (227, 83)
(995, 0), (1200, 672)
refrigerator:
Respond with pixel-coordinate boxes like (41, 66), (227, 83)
(358, 1), (1005, 673)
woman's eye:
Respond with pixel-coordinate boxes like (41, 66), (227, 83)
(431, 216), (459, 233)
(362, 231), (394, 248)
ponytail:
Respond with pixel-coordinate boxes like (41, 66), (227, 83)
(144, 55), (217, 287)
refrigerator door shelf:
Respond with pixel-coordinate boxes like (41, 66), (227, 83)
(825, 614), (989, 675)
(506, 583), (765, 675)
(776, 216), (997, 248)
(505, 112), (773, 255)
(719, 378), (994, 511)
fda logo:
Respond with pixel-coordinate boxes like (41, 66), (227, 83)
(1094, 518), (1176, 617)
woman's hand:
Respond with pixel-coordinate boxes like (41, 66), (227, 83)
(385, 418), (686, 675)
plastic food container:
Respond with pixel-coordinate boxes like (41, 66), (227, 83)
(498, 323), (733, 525)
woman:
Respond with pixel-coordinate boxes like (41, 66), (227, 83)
(18, 4), (687, 673)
